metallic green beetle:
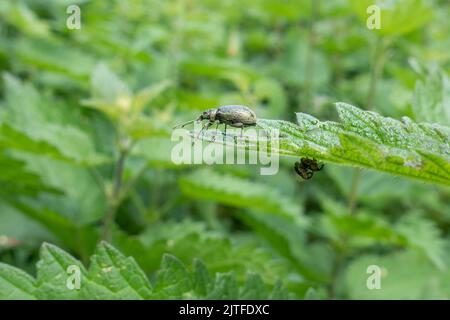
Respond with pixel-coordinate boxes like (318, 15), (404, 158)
(175, 105), (257, 139)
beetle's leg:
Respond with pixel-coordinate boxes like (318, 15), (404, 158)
(223, 124), (230, 141)
(214, 122), (220, 138)
(230, 123), (244, 142)
(300, 158), (305, 167)
(196, 121), (212, 140)
(300, 157), (309, 167)
(294, 162), (301, 176)
(305, 170), (314, 180)
(235, 124), (244, 138)
(211, 122), (220, 142)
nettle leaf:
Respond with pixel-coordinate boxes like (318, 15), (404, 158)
(0, 242), (290, 300)
(10, 201), (98, 257)
(153, 254), (193, 299)
(246, 103), (449, 186)
(14, 37), (95, 80)
(35, 243), (87, 300)
(395, 214), (446, 271)
(82, 64), (171, 139)
(349, 0), (433, 37)
(237, 211), (331, 283)
(133, 80), (173, 114)
(84, 242), (152, 299)
(344, 250), (450, 299)
(318, 198), (404, 247)
(179, 168), (306, 223)
(0, 152), (58, 198)
(124, 220), (292, 289)
(0, 263), (36, 300)
(413, 70), (450, 126)
(238, 273), (267, 299)
(207, 273), (239, 299)
(0, 242), (150, 300)
(133, 137), (186, 169)
(91, 63), (131, 104)
(192, 259), (213, 297)
(0, 74), (108, 166)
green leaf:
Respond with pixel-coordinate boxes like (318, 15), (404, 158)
(126, 220), (292, 290)
(0, 242), (289, 299)
(0, 242), (152, 300)
(35, 243), (87, 300)
(0, 2), (50, 37)
(10, 201), (98, 256)
(349, 0), (433, 37)
(304, 287), (320, 300)
(91, 63), (131, 104)
(85, 242), (152, 299)
(132, 137), (186, 169)
(0, 263), (36, 300)
(13, 37), (94, 79)
(133, 80), (172, 114)
(153, 254), (193, 299)
(207, 273), (239, 299)
(192, 259), (213, 297)
(82, 65), (171, 139)
(319, 207), (404, 247)
(238, 211), (330, 283)
(0, 75), (108, 166)
(0, 125), (70, 163)
(412, 70), (450, 126)
(179, 168), (306, 223)
(345, 250), (450, 299)
(271, 40), (330, 87)
(0, 152), (58, 199)
(247, 103), (449, 186)
(239, 273), (267, 299)
(395, 214), (446, 271)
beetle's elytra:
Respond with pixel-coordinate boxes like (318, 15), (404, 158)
(175, 105), (257, 139)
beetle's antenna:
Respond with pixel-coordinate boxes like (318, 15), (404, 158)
(173, 119), (196, 129)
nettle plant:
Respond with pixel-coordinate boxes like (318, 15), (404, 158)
(258, 102), (449, 186)
(189, 101), (449, 186)
(1, 65), (450, 299)
(0, 0), (448, 302)
(0, 242), (290, 300)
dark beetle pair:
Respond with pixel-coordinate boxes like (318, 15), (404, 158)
(294, 158), (324, 180)
(176, 105), (324, 179)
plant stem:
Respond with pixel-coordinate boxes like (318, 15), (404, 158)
(302, 0), (319, 111)
(347, 168), (362, 214)
(346, 36), (386, 214)
(101, 146), (128, 241)
(366, 36), (386, 110)
(328, 246), (345, 299)
(329, 36), (388, 299)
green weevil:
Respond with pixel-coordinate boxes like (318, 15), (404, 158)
(175, 105), (257, 139)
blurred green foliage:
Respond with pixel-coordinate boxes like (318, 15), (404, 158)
(0, 0), (449, 299)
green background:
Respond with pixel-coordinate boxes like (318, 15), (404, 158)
(0, 0), (449, 299)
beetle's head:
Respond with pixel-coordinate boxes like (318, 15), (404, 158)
(197, 109), (217, 122)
